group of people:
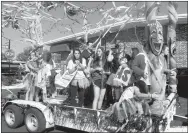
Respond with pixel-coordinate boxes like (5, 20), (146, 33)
(24, 41), (175, 114)
(24, 48), (56, 102)
(63, 40), (175, 111)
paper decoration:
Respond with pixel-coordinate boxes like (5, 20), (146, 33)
(2, 2), (63, 46)
(65, 27), (71, 31)
(175, 41), (187, 68)
(55, 70), (77, 88)
(112, 2), (116, 8)
(2, 1), (145, 50)
(114, 67), (132, 86)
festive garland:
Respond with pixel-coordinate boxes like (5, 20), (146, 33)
(2, 2), (145, 50)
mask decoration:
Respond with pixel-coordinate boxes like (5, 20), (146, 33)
(148, 20), (164, 56)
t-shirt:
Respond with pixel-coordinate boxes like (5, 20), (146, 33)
(114, 66), (132, 86)
(67, 58), (86, 79)
(37, 63), (52, 89)
(38, 64), (52, 81)
(105, 51), (120, 74)
(119, 86), (135, 102)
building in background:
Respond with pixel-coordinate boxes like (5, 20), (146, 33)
(44, 14), (187, 68)
(1, 60), (26, 76)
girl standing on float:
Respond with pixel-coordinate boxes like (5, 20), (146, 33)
(67, 49), (90, 107)
(25, 51), (39, 101)
(37, 51), (53, 101)
(105, 44), (120, 107)
(90, 47), (107, 110)
(113, 54), (132, 102)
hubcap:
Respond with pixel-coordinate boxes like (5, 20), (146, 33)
(26, 113), (39, 132)
(5, 109), (15, 126)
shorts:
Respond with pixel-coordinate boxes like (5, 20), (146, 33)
(93, 78), (107, 89)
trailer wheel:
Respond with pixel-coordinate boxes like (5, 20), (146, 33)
(25, 108), (46, 133)
(4, 104), (24, 128)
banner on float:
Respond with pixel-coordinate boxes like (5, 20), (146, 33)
(55, 70), (77, 88)
(114, 67), (132, 86)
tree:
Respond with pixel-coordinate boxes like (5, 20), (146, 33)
(2, 52), (8, 60)
(2, 2), (144, 50)
(16, 46), (49, 61)
(16, 46), (34, 61)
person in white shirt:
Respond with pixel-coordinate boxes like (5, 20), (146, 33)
(25, 51), (39, 101)
(36, 51), (53, 102)
(67, 49), (90, 107)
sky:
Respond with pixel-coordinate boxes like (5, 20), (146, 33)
(1, 1), (187, 57)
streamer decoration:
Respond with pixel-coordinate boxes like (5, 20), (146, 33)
(167, 2), (178, 92)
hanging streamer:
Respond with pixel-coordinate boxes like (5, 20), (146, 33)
(2, 1), (143, 51)
(95, 38), (102, 54)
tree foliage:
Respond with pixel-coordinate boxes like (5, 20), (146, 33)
(16, 46), (34, 61)
(2, 52), (8, 60)
(2, 2), (145, 49)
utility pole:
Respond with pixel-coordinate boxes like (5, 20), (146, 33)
(187, 41), (188, 68)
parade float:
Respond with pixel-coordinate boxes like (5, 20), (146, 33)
(2, 2), (188, 133)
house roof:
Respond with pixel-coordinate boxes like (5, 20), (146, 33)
(50, 44), (70, 53)
(44, 14), (187, 46)
(1, 60), (26, 64)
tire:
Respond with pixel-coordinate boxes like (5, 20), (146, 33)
(4, 104), (24, 128)
(25, 108), (46, 133)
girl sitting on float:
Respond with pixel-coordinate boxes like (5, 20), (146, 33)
(106, 83), (160, 123)
(106, 55), (160, 123)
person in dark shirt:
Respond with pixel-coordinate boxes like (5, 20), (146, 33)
(90, 47), (108, 110)
(105, 44), (120, 106)
(81, 42), (94, 64)
(81, 42), (95, 107)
